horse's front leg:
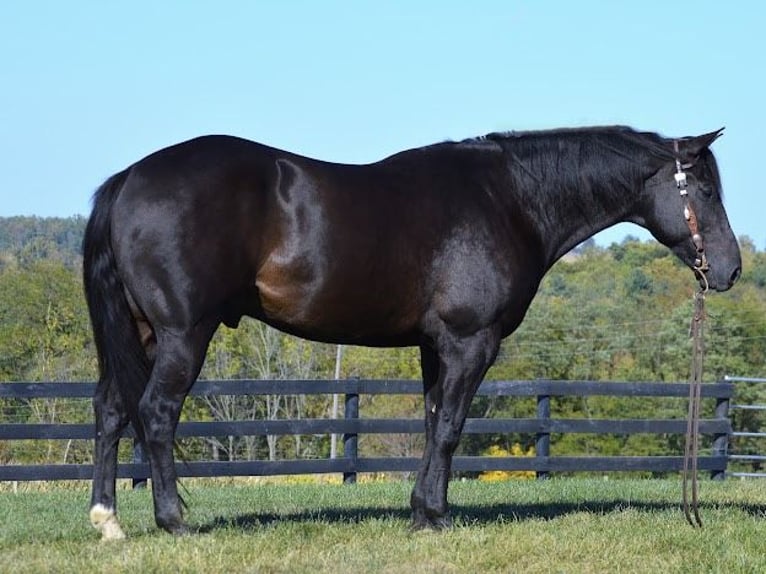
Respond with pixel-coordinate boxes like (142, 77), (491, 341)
(411, 344), (441, 528)
(410, 326), (501, 530)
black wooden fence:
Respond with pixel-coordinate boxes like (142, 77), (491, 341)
(0, 379), (734, 483)
(725, 375), (766, 478)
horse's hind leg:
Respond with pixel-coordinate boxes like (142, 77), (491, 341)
(90, 377), (129, 540)
(90, 318), (155, 540)
(139, 322), (216, 534)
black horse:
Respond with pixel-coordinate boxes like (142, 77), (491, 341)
(83, 126), (741, 539)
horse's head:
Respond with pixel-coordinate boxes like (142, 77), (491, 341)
(636, 129), (741, 292)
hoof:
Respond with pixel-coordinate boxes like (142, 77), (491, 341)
(90, 504), (126, 541)
(409, 513), (453, 532)
(159, 519), (192, 536)
(167, 523), (193, 536)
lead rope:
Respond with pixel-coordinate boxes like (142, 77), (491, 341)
(683, 288), (706, 527)
(675, 140), (707, 528)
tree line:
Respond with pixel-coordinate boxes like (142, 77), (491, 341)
(1, 216), (765, 474)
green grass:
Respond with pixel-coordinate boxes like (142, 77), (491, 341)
(1, 478), (766, 573)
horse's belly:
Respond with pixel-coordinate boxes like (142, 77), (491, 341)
(253, 267), (419, 345)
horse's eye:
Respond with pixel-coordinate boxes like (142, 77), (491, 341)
(698, 184), (715, 199)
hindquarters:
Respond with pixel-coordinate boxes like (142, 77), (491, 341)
(87, 153), (249, 535)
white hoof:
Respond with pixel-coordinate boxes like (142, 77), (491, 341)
(90, 504), (126, 541)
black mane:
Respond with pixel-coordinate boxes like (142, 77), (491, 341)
(468, 126), (674, 202)
(478, 125), (675, 161)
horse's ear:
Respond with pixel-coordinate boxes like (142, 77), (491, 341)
(677, 127), (724, 164)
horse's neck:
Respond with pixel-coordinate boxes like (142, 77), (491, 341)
(518, 158), (644, 267)
(543, 194), (628, 265)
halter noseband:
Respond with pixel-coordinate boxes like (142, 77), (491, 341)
(673, 140), (709, 286)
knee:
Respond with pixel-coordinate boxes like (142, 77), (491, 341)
(434, 417), (463, 453)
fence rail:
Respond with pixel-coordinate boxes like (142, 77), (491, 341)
(724, 376), (766, 479)
(0, 379), (735, 483)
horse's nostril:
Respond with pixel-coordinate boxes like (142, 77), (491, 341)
(730, 266), (742, 286)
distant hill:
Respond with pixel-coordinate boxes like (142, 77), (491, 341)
(0, 216), (87, 267)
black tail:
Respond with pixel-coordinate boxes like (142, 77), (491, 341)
(83, 170), (150, 442)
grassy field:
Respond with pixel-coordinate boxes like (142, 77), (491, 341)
(1, 477), (766, 573)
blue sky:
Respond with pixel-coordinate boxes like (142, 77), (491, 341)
(1, 1), (763, 246)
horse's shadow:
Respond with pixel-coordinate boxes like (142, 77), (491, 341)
(197, 499), (766, 533)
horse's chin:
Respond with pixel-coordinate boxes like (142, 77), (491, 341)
(709, 280), (732, 293)
(699, 271), (735, 293)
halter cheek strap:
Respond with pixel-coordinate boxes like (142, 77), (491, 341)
(673, 141), (709, 285)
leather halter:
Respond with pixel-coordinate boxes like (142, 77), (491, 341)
(673, 140), (709, 285)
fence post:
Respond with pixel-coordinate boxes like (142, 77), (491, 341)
(132, 439), (148, 490)
(343, 392), (359, 484)
(536, 394), (551, 480)
(711, 394), (730, 481)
